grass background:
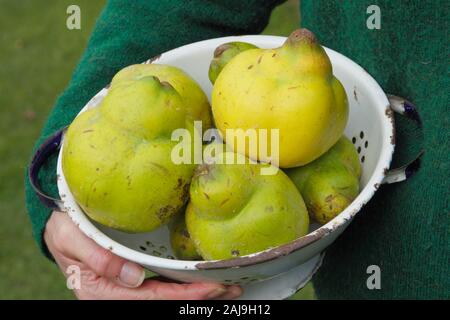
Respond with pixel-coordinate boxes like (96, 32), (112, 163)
(0, 0), (313, 299)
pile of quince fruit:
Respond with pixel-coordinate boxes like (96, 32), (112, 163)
(62, 29), (361, 261)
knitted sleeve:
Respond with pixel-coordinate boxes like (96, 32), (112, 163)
(24, 0), (283, 258)
(302, 0), (449, 299)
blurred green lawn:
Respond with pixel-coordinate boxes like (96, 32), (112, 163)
(0, 0), (313, 300)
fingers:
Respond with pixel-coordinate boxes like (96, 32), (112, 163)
(46, 212), (244, 300)
(136, 280), (242, 300)
(78, 277), (242, 300)
(46, 212), (145, 287)
(212, 285), (243, 300)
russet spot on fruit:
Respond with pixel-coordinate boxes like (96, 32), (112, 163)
(185, 147), (309, 260)
(211, 28), (349, 168)
(62, 65), (211, 232)
(286, 136), (361, 224)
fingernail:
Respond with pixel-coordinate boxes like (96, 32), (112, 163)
(119, 262), (145, 288)
(227, 286), (243, 299)
(206, 287), (227, 299)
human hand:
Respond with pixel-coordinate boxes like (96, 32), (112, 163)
(44, 212), (242, 300)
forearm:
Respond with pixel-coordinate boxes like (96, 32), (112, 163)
(25, 0), (283, 258)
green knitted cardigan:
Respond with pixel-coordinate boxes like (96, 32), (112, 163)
(25, 0), (449, 299)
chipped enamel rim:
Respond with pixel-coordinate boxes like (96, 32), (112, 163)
(57, 35), (394, 271)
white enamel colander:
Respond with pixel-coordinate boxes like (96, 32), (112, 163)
(29, 35), (422, 299)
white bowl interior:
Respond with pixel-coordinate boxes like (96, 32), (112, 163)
(58, 35), (393, 271)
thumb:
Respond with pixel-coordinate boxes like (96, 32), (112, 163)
(78, 243), (145, 288)
(56, 217), (145, 287)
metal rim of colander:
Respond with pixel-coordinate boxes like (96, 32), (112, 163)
(58, 35), (395, 271)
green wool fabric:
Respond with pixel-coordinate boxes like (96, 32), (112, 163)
(301, 0), (449, 299)
(25, 0), (449, 299)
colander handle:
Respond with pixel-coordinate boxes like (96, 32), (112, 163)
(28, 127), (67, 211)
(382, 95), (424, 184)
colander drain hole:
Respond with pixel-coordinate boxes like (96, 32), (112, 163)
(352, 131), (368, 164)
